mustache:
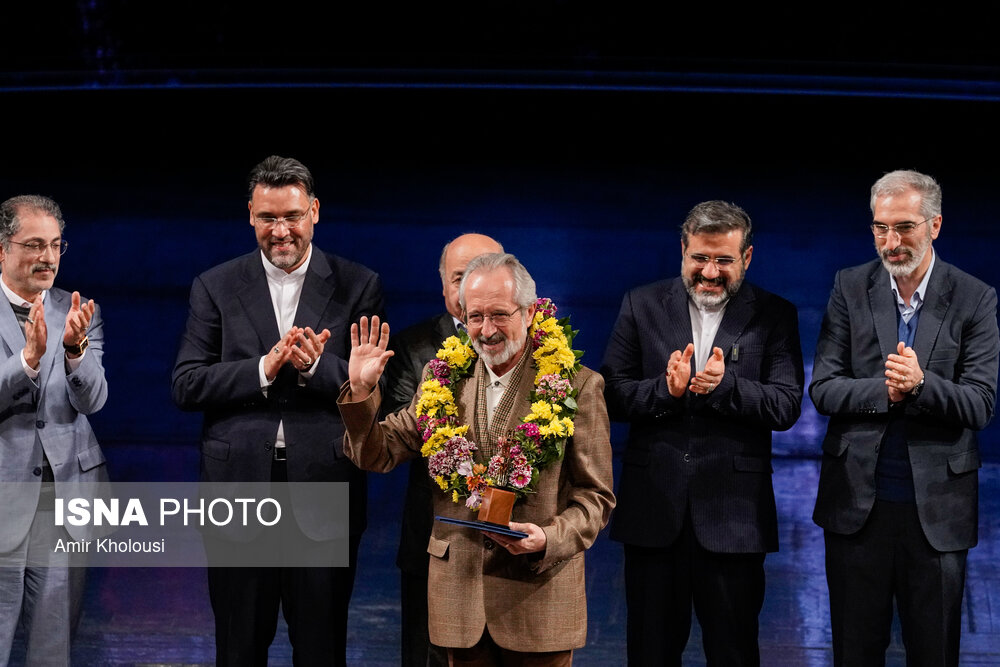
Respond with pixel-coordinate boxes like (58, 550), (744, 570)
(31, 263), (57, 272)
(694, 274), (725, 286)
(477, 332), (506, 345)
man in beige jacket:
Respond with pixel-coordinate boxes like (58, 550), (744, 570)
(338, 253), (615, 665)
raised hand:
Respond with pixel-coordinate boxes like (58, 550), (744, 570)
(666, 343), (694, 398)
(23, 295), (47, 370)
(349, 316), (394, 399)
(886, 340), (923, 402)
(691, 346), (725, 395)
(63, 291), (95, 357)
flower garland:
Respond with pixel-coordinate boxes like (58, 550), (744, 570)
(414, 298), (583, 512)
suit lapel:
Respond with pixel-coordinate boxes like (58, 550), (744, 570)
(39, 289), (68, 392)
(660, 280), (695, 364)
(295, 248), (337, 332)
(458, 358), (484, 448)
(868, 266), (899, 360)
(912, 258), (952, 363)
(236, 252), (282, 348)
(713, 283), (756, 359)
(0, 296), (23, 356)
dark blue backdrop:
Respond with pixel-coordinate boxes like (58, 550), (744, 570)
(3, 85), (999, 471)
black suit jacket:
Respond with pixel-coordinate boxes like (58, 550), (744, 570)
(172, 247), (385, 539)
(383, 312), (457, 573)
(602, 278), (803, 553)
(811, 257), (999, 552)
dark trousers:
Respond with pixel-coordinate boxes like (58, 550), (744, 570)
(206, 460), (361, 666)
(400, 569), (448, 667)
(623, 514), (765, 667)
(825, 500), (967, 667)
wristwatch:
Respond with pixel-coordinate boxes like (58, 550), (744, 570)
(64, 336), (89, 356)
(910, 374), (925, 398)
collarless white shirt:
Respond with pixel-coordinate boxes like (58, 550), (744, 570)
(688, 298), (727, 373)
(257, 246), (315, 454)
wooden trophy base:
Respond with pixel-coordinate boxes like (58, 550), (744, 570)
(477, 487), (515, 527)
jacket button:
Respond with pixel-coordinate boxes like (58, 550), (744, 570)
(264, 442), (272, 451)
(683, 453), (691, 463)
(483, 538), (495, 550)
(35, 420), (45, 429)
(33, 467), (42, 476)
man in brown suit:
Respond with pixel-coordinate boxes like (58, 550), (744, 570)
(338, 252), (615, 665)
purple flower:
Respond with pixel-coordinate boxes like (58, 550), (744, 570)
(465, 491), (482, 510)
(428, 358), (451, 382)
(535, 298), (557, 319)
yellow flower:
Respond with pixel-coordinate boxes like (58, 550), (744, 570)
(452, 490), (459, 503)
(435, 475), (448, 490)
(437, 336), (475, 368)
(415, 381), (457, 418)
(527, 401), (557, 422)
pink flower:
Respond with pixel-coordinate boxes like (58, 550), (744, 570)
(510, 469), (532, 489)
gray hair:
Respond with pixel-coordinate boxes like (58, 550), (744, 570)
(0, 195), (66, 249)
(458, 253), (537, 311)
(870, 170), (942, 219)
(438, 234), (506, 283)
(248, 155), (316, 199)
(680, 200), (753, 253)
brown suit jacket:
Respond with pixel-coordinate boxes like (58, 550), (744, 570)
(338, 356), (615, 651)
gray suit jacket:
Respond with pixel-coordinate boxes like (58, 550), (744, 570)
(811, 256), (999, 552)
(0, 287), (108, 551)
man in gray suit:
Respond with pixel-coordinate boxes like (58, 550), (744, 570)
(812, 170), (999, 666)
(383, 232), (502, 667)
(602, 201), (803, 666)
(0, 195), (108, 665)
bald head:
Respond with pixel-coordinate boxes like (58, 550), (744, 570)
(440, 233), (504, 319)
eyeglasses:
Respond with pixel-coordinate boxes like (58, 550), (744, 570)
(871, 217), (933, 238)
(686, 253), (740, 268)
(465, 308), (522, 327)
(7, 240), (68, 255)
(253, 205), (313, 229)
(253, 213), (311, 229)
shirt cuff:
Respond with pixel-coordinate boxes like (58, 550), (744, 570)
(65, 348), (85, 373)
(20, 350), (40, 381)
(259, 356), (273, 396)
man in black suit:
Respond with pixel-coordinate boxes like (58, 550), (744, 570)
(382, 232), (503, 667)
(172, 155), (384, 666)
(811, 169), (999, 666)
(601, 200), (803, 666)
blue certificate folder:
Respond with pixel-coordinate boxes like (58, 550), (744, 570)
(435, 516), (529, 539)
